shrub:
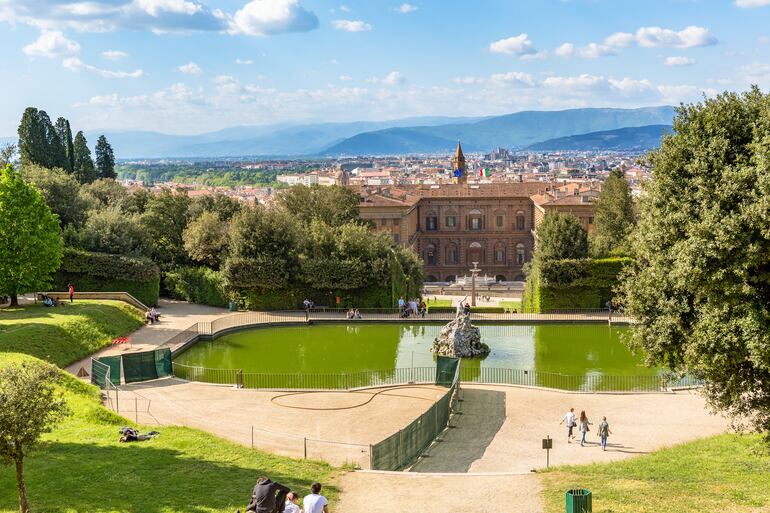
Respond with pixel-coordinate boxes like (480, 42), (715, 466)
(164, 267), (228, 307)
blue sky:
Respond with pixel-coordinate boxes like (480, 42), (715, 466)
(1, 0), (769, 135)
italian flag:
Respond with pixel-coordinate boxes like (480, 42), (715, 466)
(479, 168), (490, 177)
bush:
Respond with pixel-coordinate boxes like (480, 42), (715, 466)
(427, 306), (508, 314)
(164, 267), (228, 307)
(52, 247), (160, 306)
(523, 257), (631, 311)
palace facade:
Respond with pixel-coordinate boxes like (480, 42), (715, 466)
(356, 143), (599, 282)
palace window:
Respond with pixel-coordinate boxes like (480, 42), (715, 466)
(470, 218), (481, 230)
(446, 243), (458, 264)
(426, 245), (436, 265)
(496, 215), (504, 227)
(494, 242), (506, 263)
(426, 216), (438, 231)
(516, 211), (525, 231)
(516, 244), (526, 264)
(393, 233), (400, 244)
(445, 215), (457, 228)
(381, 219), (388, 227)
(393, 218), (400, 227)
(468, 209), (483, 231)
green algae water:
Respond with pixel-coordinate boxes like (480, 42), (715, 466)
(174, 323), (660, 390)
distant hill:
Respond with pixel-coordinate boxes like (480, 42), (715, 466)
(322, 106), (676, 156)
(526, 124), (672, 152)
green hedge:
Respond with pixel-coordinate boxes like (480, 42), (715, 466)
(164, 267), (228, 307)
(237, 285), (393, 310)
(427, 306), (509, 314)
(52, 247), (160, 306)
(523, 257), (631, 312)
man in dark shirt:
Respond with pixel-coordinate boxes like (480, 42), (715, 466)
(246, 476), (290, 513)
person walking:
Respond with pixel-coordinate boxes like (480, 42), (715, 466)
(560, 407), (576, 443)
(68, 283), (75, 303)
(303, 482), (329, 513)
(598, 416), (612, 451)
(578, 410), (592, 447)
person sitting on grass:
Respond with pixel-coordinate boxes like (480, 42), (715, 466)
(118, 427), (159, 442)
(245, 476), (290, 513)
(303, 482), (329, 513)
(283, 491), (301, 513)
(42, 295), (54, 307)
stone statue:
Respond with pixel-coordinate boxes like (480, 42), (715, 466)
(431, 312), (490, 358)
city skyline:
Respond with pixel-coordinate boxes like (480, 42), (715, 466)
(2, 0), (770, 135)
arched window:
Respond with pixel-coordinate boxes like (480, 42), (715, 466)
(468, 241), (483, 264)
(494, 209), (506, 229)
(426, 275), (438, 282)
(425, 244), (437, 265)
(426, 211), (438, 231)
(516, 243), (526, 264)
(494, 242), (506, 264)
(444, 210), (458, 229)
(468, 209), (483, 230)
(446, 242), (458, 264)
(516, 210), (526, 231)
(495, 274), (506, 282)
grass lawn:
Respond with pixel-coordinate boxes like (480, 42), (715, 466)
(0, 353), (339, 513)
(0, 300), (144, 367)
(425, 299), (452, 307)
(541, 433), (770, 513)
(498, 300), (521, 310)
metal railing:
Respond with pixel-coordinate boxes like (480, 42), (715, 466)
(44, 291), (148, 311)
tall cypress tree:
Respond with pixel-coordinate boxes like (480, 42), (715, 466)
(54, 117), (74, 173)
(95, 135), (116, 179)
(17, 107), (46, 167)
(72, 131), (96, 184)
(39, 111), (66, 170)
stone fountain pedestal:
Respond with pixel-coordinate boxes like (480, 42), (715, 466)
(431, 313), (490, 358)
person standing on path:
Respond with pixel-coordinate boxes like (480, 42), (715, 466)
(303, 482), (329, 513)
(598, 416), (612, 451)
(578, 410), (592, 447)
(560, 407), (576, 443)
(68, 283), (75, 303)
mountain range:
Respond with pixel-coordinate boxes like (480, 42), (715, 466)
(525, 124), (672, 152)
(1, 106), (677, 159)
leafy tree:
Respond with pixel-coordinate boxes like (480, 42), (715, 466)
(0, 144), (16, 168)
(72, 131), (96, 184)
(82, 178), (127, 208)
(619, 88), (770, 436)
(94, 135), (116, 180)
(183, 211), (229, 268)
(68, 208), (148, 257)
(0, 166), (63, 306)
(140, 188), (191, 267)
(54, 117), (74, 173)
(276, 184), (361, 227)
(0, 361), (70, 513)
(591, 169), (635, 257)
(534, 211), (588, 261)
(39, 111), (67, 170)
(187, 193), (243, 222)
(21, 164), (93, 228)
(118, 188), (151, 215)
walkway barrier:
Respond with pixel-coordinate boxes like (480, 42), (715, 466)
(91, 348), (173, 387)
(43, 291), (148, 311)
(369, 356), (461, 470)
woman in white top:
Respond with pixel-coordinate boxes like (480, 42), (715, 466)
(303, 482), (329, 513)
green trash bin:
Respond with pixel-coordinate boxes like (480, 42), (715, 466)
(228, 301), (237, 312)
(565, 489), (592, 513)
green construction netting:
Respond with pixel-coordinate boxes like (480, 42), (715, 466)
(122, 349), (172, 384)
(435, 356), (460, 387)
(92, 355), (122, 388)
(370, 358), (460, 470)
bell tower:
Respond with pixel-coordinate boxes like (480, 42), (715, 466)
(452, 141), (466, 184)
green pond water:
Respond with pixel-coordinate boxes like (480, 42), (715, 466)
(175, 323), (659, 388)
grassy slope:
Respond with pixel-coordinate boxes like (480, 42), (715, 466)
(0, 301), (144, 367)
(0, 353), (338, 513)
(541, 434), (770, 513)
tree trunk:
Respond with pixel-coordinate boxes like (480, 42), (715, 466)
(15, 457), (29, 513)
(10, 294), (18, 307)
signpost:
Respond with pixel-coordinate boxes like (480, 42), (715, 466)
(542, 435), (552, 468)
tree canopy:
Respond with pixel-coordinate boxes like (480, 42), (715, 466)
(95, 135), (116, 180)
(276, 184), (361, 226)
(72, 131), (96, 184)
(534, 211), (589, 261)
(22, 164), (92, 228)
(0, 361), (70, 513)
(620, 88), (770, 436)
(0, 165), (63, 305)
(591, 168), (635, 257)
(17, 108), (66, 170)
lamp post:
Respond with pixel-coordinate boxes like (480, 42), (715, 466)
(470, 262), (481, 307)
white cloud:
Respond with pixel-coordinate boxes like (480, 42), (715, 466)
(178, 61), (202, 74)
(453, 76), (485, 85)
(397, 3), (418, 13)
(735, 0), (770, 7)
(489, 71), (535, 87)
(554, 43), (575, 57)
(604, 32), (635, 48)
(134, 0), (202, 16)
(339, 4), (351, 12)
(102, 50), (128, 60)
(339, 75), (352, 81)
(665, 56), (696, 67)
(489, 33), (537, 57)
(63, 57), (144, 78)
(635, 26), (716, 48)
(543, 74), (606, 90)
(555, 42), (616, 58)
(23, 30), (80, 58)
(235, 58), (253, 65)
(383, 71), (404, 85)
(230, 0), (319, 36)
(332, 19), (371, 32)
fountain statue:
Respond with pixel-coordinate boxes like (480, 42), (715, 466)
(431, 307), (490, 358)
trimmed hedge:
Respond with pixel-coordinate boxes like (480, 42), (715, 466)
(523, 257), (631, 312)
(237, 286), (393, 310)
(427, 306), (510, 314)
(164, 267), (228, 307)
(52, 247), (160, 306)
